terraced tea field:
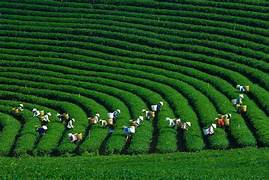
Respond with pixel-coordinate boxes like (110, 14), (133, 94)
(0, 0), (269, 159)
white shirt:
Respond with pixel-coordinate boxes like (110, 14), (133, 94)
(136, 118), (141, 126)
(108, 113), (114, 119)
(167, 118), (175, 127)
(33, 111), (40, 117)
(151, 105), (158, 112)
(175, 119), (181, 125)
(203, 126), (215, 135)
(238, 86), (245, 92)
(69, 134), (77, 142)
(129, 126), (135, 134)
(146, 111), (154, 119)
(67, 120), (74, 129)
(43, 115), (50, 122)
(94, 115), (99, 122)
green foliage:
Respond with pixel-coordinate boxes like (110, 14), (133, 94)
(0, 111), (20, 156)
(0, 0), (268, 159)
(0, 148), (269, 178)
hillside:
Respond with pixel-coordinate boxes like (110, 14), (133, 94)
(0, 0), (268, 178)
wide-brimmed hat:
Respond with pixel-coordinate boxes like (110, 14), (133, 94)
(186, 122), (191, 127)
(212, 124), (217, 129)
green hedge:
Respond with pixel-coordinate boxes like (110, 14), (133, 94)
(0, 101), (59, 156)
(0, 109), (20, 156)
(1, 35), (268, 93)
(0, 64), (207, 151)
(0, 0), (267, 156)
(0, 90), (82, 155)
(1, 52), (266, 147)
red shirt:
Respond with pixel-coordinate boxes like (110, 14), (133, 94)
(217, 118), (225, 127)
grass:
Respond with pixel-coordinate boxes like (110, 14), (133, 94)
(0, 147), (268, 179)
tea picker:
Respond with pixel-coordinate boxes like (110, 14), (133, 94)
(142, 109), (155, 120)
(122, 125), (136, 141)
(166, 117), (177, 128)
(151, 101), (164, 112)
(112, 109), (121, 124)
(36, 125), (48, 136)
(107, 109), (121, 134)
(57, 112), (70, 123)
(166, 117), (191, 130)
(40, 112), (52, 125)
(68, 133), (83, 143)
(203, 124), (217, 136)
(12, 104), (24, 114)
(237, 105), (248, 114)
(32, 108), (41, 117)
(129, 116), (144, 128)
(66, 118), (75, 129)
(236, 85), (250, 93)
(232, 94), (244, 106)
(88, 114), (100, 125)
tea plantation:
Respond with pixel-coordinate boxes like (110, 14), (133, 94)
(0, 0), (268, 178)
